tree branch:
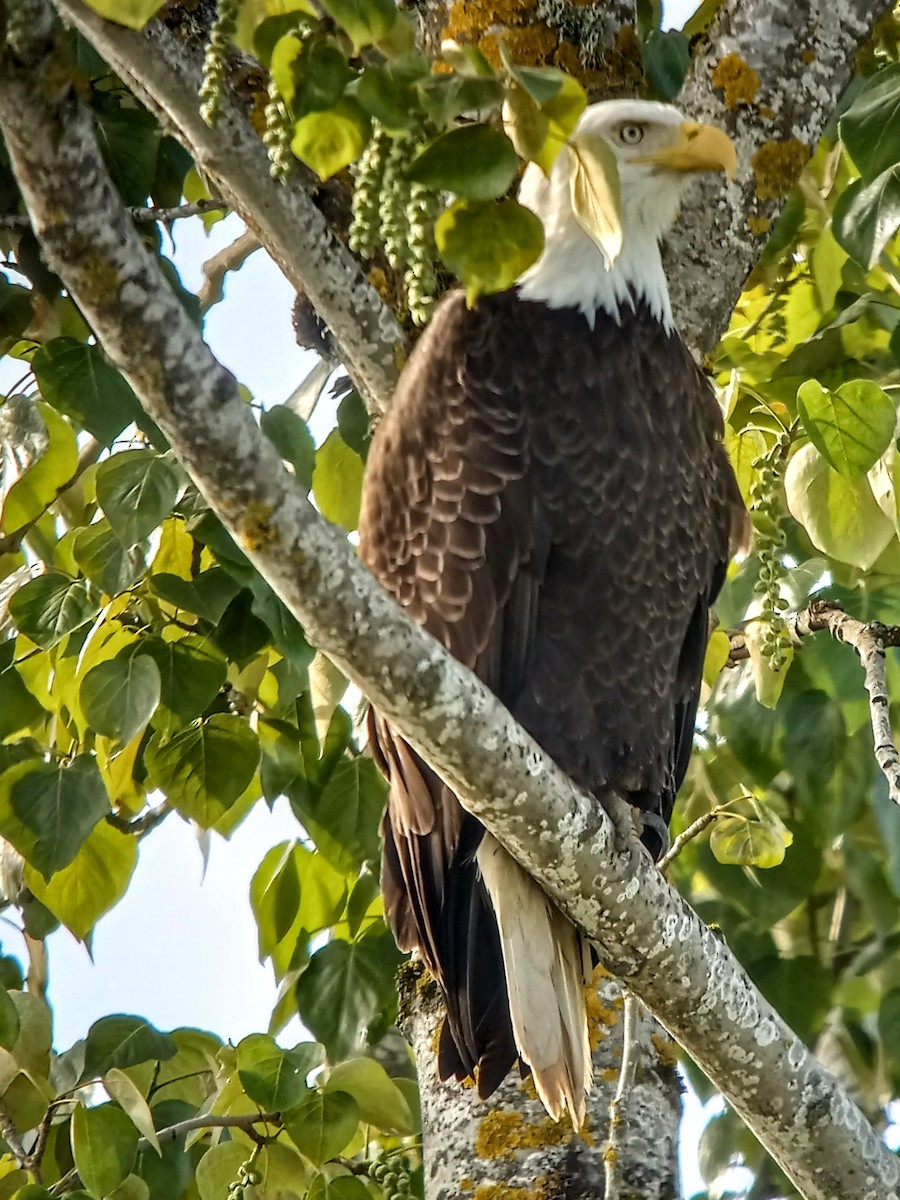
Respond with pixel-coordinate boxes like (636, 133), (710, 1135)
(0, 198), (227, 230)
(666, 0), (894, 354)
(1, 11), (898, 1200)
(50, 0), (406, 416)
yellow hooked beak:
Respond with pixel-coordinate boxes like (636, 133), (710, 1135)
(634, 121), (737, 179)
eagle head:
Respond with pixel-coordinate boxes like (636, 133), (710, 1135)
(517, 99), (736, 326)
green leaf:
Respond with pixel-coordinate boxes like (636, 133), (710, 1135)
(318, 0), (396, 47)
(312, 431), (364, 531)
(0, 755), (108, 879)
(356, 67), (417, 132)
(832, 166), (900, 270)
(195, 1143), (249, 1200)
(0, 642), (43, 740)
(295, 932), (403, 1061)
(752, 956), (831, 1044)
(292, 100), (370, 180)
(105, 1069), (161, 1155)
(643, 30), (690, 99)
(261, 405), (317, 491)
(325, 1058), (414, 1134)
(502, 69), (585, 173)
(148, 568), (239, 624)
(251, 842), (347, 971)
(81, 1015), (177, 1081)
(409, 126), (519, 201)
(32, 339), (142, 445)
(138, 634), (228, 733)
(236, 1034), (323, 1110)
(337, 388), (371, 460)
(9, 572), (100, 649)
(74, 520), (147, 596)
(784, 442), (895, 570)
(839, 62), (900, 179)
(290, 758), (386, 873)
(145, 714), (260, 827)
(24, 818), (138, 940)
(0, 403), (79, 535)
(80, 0), (162, 29)
(879, 987), (900, 1064)
(80, 655), (161, 744)
(96, 450), (181, 547)
(0, 989), (21, 1051)
(0, 278), (33, 347)
(282, 1090), (359, 1164)
(94, 106), (162, 207)
(72, 1104), (139, 1199)
(273, 37), (351, 115)
(435, 198), (544, 304)
(417, 75), (504, 127)
(709, 811), (793, 869)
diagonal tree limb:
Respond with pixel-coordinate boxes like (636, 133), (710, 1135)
(665, 0), (895, 355)
(1, 12), (898, 1199)
(50, 0), (406, 416)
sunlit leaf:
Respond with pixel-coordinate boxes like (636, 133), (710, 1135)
(96, 450), (181, 546)
(435, 198), (544, 305)
(312, 431), (364, 531)
(80, 655), (161, 745)
(80, 0), (163, 29)
(81, 1015), (177, 1081)
(833, 166), (900, 270)
(318, 0), (396, 47)
(282, 1089), (359, 1163)
(291, 100), (370, 180)
(0, 403), (79, 535)
(236, 1034), (323, 1110)
(104, 1069), (161, 1156)
(145, 714), (260, 827)
(839, 62), (900, 179)
(710, 809), (793, 868)
(72, 1104), (139, 1199)
(325, 1057), (414, 1134)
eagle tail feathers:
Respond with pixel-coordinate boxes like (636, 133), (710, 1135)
(477, 834), (592, 1126)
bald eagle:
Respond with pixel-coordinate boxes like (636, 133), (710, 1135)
(358, 100), (746, 1124)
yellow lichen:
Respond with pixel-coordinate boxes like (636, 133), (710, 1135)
(757, 104), (775, 119)
(478, 24), (557, 66)
(651, 1032), (679, 1068)
(473, 1185), (545, 1200)
(442, 0), (533, 43)
(461, 1179), (474, 1192)
(601, 1067), (619, 1083)
(475, 1111), (573, 1161)
(751, 138), (811, 199)
(747, 215), (771, 236)
(240, 500), (277, 550)
(584, 976), (620, 1051)
(801, 48), (815, 63)
(710, 52), (760, 108)
(552, 41), (610, 89)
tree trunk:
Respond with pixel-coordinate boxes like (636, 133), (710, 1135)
(400, 963), (682, 1199)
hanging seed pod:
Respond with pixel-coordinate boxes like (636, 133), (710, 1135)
(350, 124), (390, 260)
(750, 430), (792, 670)
(263, 78), (294, 182)
(199, 0), (239, 127)
(380, 133), (416, 271)
(406, 181), (440, 326)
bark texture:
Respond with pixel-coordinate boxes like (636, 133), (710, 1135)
(399, 963), (680, 1200)
(666, 0), (896, 354)
(2, 12), (899, 1198)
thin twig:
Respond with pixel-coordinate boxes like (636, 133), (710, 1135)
(791, 601), (900, 806)
(0, 199), (227, 232)
(105, 802), (171, 838)
(658, 807), (724, 873)
(603, 990), (640, 1200)
(198, 228), (260, 312)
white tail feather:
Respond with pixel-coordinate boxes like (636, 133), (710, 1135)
(477, 835), (592, 1125)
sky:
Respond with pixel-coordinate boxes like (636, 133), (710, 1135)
(0, 0), (715, 1189)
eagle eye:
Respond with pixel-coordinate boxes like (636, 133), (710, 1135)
(618, 123), (644, 145)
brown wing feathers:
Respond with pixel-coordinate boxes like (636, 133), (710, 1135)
(358, 287), (737, 1118)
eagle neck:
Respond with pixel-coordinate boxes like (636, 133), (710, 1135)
(516, 226), (674, 332)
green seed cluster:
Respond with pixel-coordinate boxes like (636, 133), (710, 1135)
(381, 133), (417, 271)
(199, 0), (239, 127)
(751, 432), (792, 670)
(406, 183), (440, 327)
(264, 78), (295, 182)
(349, 125), (440, 325)
(349, 124), (390, 260)
(226, 1158), (262, 1200)
(369, 1150), (414, 1198)
(4, 0), (41, 54)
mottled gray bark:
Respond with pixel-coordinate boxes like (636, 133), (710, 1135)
(51, 0), (406, 416)
(2, 11), (898, 1198)
(399, 963), (680, 1200)
(666, 0), (894, 354)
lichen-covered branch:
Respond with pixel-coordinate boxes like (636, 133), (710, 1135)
(666, 0), (895, 353)
(2, 10), (899, 1200)
(51, 0), (406, 416)
(792, 600), (900, 806)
